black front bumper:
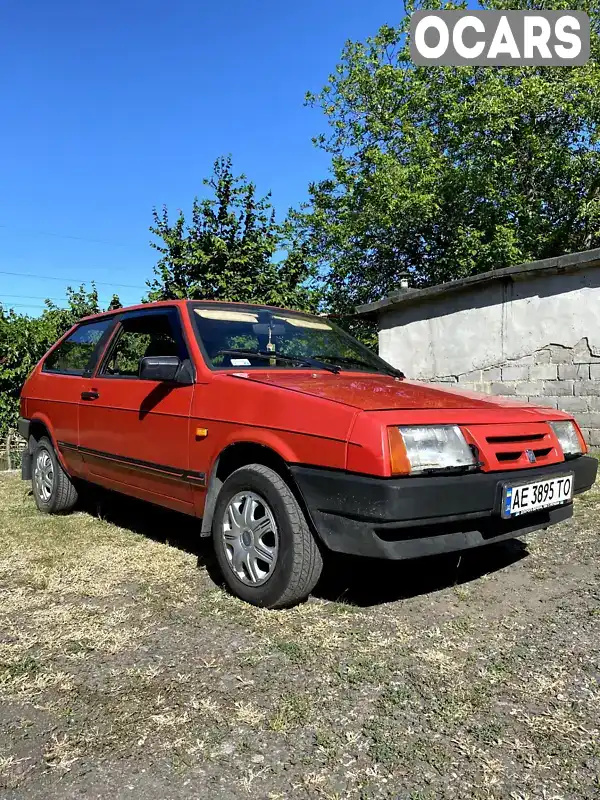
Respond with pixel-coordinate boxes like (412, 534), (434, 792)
(291, 456), (598, 560)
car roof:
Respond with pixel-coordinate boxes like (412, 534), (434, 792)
(78, 298), (306, 324)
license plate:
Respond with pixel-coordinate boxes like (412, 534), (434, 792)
(502, 473), (574, 518)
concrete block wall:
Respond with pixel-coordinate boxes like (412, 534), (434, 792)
(432, 338), (600, 446)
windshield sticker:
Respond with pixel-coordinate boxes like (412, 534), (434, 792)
(230, 358), (252, 366)
(195, 309), (259, 323)
(274, 315), (332, 330)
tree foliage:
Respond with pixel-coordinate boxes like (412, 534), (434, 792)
(293, 0), (600, 325)
(0, 285), (120, 436)
(147, 156), (318, 311)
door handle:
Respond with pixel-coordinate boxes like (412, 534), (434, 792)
(81, 390), (100, 401)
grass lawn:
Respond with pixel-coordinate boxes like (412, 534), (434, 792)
(1, 470), (599, 799)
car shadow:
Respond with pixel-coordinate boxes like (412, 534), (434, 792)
(313, 539), (529, 607)
(76, 484), (529, 608)
(76, 484), (214, 564)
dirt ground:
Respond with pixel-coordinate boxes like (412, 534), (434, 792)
(1, 469), (599, 800)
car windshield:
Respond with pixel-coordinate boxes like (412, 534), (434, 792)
(190, 304), (402, 377)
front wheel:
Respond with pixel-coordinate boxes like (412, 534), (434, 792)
(212, 464), (323, 608)
(31, 436), (78, 514)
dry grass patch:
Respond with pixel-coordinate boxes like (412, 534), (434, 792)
(1, 470), (600, 799)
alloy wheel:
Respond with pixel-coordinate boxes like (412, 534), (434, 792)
(34, 449), (54, 502)
(222, 491), (279, 585)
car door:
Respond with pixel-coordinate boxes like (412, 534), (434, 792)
(78, 306), (196, 514)
(27, 316), (116, 478)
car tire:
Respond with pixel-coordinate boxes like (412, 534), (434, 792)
(31, 436), (78, 514)
(212, 464), (323, 608)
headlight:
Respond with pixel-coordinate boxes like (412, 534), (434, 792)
(388, 425), (476, 475)
(549, 420), (585, 457)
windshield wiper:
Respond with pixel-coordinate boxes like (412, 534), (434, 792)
(214, 349), (341, 374)
(313, 354), (404, 379)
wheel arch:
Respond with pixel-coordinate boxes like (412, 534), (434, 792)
(200, 441), (314, 537)
(29, 417), (51, 445)
(27, 415), (70, 474)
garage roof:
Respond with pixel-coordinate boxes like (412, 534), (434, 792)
(355, 247), (600, 318)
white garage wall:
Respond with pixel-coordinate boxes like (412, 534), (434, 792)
(376, 267), (600, 445)
(379, 270), (600, 379)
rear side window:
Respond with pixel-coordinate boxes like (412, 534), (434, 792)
(43, 318), (114, 376)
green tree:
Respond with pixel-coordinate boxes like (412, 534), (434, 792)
(293, 0), (600, 331)
(147, 156), (319, 311)
(107, 294), (123, 311)
(0, 285), (121, 436)
(41, 283), (104, 338)
(0, 308), (45, 439)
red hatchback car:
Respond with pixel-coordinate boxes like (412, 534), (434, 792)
(19, 300), (597, 607)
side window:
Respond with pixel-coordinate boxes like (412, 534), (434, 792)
(43, 318), (114, 376)
(100, 311), (186, 378)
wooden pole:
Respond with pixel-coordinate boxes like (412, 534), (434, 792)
(5, 431), (12, 472)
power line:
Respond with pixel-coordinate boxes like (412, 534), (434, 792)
(1, 299), (127, 311)
(0, 223), (138, 247)
(1, 301), (53, 309)
(0, 250), (150, 277)
(0, 270), (146, 290)
(0, 292), (123, 303)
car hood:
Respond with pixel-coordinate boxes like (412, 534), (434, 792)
(234, 372), (529, 411)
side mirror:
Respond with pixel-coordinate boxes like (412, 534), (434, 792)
(139, 355), (192, 384)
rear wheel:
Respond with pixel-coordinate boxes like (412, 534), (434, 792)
(212, 464), (323, 608)
(31, 436), (78, 514)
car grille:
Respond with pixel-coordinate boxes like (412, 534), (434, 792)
(462, 423), (563, 471)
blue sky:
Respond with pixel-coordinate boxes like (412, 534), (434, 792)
(1, 0), (400, 315)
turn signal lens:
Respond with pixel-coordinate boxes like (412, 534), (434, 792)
(388, 426), (411, 475)
(575, 421), (588, 454)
